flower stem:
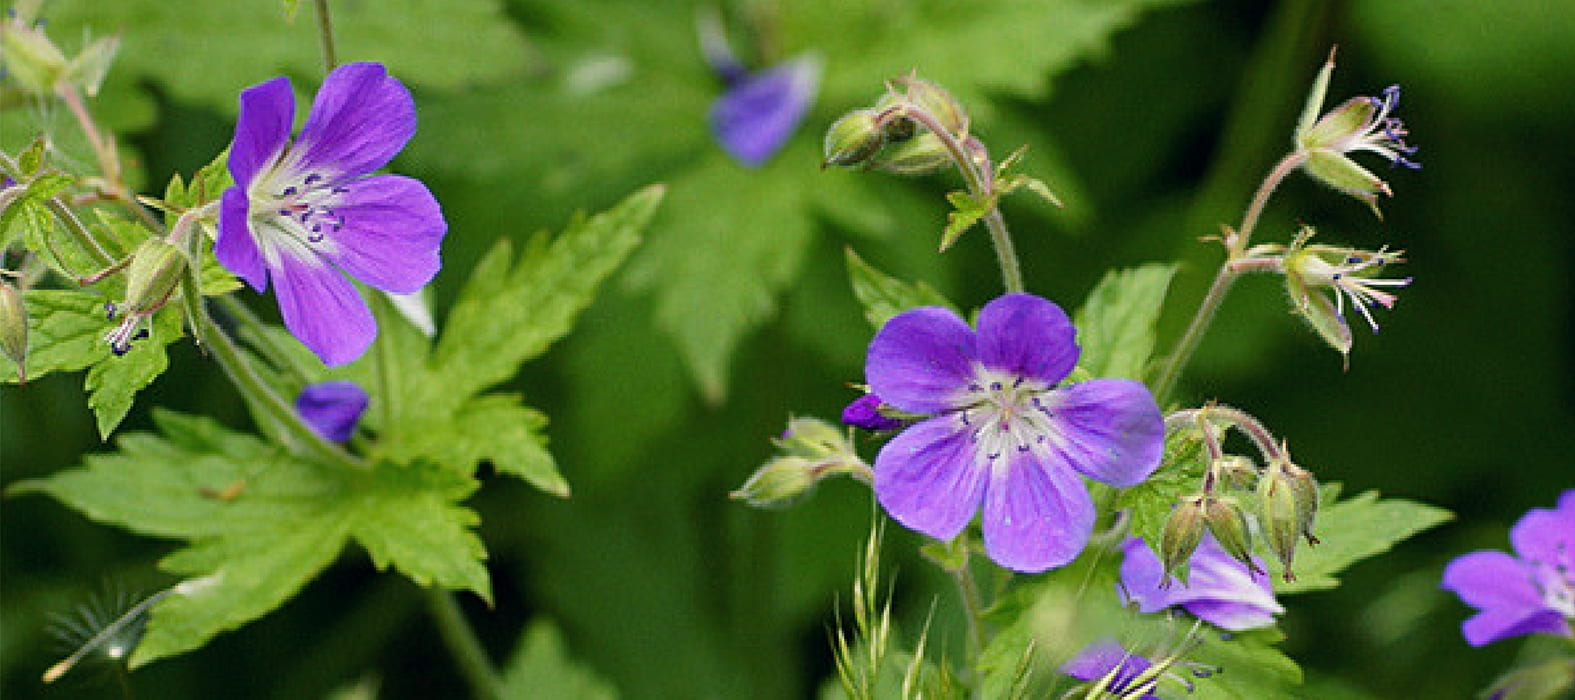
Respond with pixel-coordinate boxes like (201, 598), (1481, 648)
(312, 0), (339, 72)
(425, 588), (502, 700)
(899, 108), (1024, 293)
(934, 537), (986, 665)
(1151, 151), (1305, 404)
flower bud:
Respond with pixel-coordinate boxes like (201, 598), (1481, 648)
(1214, 455), (1258, 490)
(1282, 461), (1321, 546)
(841, 393), (902, 432)
(0, 12), (69, 96)
(1203, 496), (1261, 575)
(104, 238), (187, 356)
(778, 415), (854, 457)
(892, 75), (968, 137)
(1257, 463), (1301, 580)
(871, 132), (949, 176)
(1159, 496), (1208, 586)
(730, 456), (818, 508)
(822, 109), (887, 168)
(0, 281), (28, 382)
(65, 35), (120, 97)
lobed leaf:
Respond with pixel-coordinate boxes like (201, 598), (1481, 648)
(845, 247), (955, 330)
(1274, 486), (1452, 594)
(1074, 263), (1178, 381)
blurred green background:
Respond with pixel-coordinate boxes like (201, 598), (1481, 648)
(4, 0), (1573, 697)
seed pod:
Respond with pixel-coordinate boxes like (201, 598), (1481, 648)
(0, 281), (28, 382)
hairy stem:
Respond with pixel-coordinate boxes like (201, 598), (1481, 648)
(313, 0), (339, 72)
(426, 589), (502, 700)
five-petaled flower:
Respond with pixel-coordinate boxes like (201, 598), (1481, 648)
(1120, 534), (1284, 632)
(218, 62), (446, 366)
(294, 380), (370, 443)
(699, 12), (820, 167)
(861, 293), (1164, 572)
(1442, 489), (1575, 647)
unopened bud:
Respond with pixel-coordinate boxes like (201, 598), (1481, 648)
(892, 75), (968, 137)
(0, 281), (28, 382)
(871, 132), (949, 176)
(0, 13), (69, 95)
(730, 456), (818, 508)
(1214, 455), (1258, 490)
(1282, 462), (1321, 546)
(778, 415), (852, 458)
(1159, 496), (1208, 586)
(1258, 464), (1301, 580)
(822, 109), (886, 168)
(1203, 496), (1261, 575)
(841, 393), (902, 432)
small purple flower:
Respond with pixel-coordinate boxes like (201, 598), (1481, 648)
(294, 380), (369, 443)
(1062, 639), (1160, 700)
(842, 393), (902, 432)
(699, 13), (820, 167)
(217, 62), (446, 366)
(1120, 534), (1284, 631)
(1442, 489), (1575, 646)
(862, 293), (1164, 572)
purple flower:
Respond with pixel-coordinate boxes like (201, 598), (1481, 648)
(217, 62), (446, 366)
(700, 13), (820, 167)
(1062, 639), (1160, 699)
(842, 393), (902, 432)
(863, 293), (1164, 572)
(1120, 534), (1284, 631)
(294, 380), (369, 443)
(1442, 489), (1575, 646)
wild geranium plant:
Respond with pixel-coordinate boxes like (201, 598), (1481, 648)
(733, 49), (1453, 697)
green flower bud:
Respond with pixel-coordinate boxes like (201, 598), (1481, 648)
(1258, 463), (1301, 580)
(893, 75), (968, 137)
(1282, 461), (1321, 546)
(65, 35), (120, 97)
(1214, 455), (1258, 490)
(1159, 496), (1208, 586)
(0, 12), (69, 96)
(730, 456), (818, 508)
(776, 416), (852, 460)
(1203, 495), (1261, 575)
(0, 281), (28, 383)
(871, 131), (948, 176)
(105, 238), (187, 356)
(822, 109), (887, 168)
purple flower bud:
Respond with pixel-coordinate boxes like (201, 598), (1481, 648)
(841, 393), (901, 432)
(700, 13), (820, 167)
(294, 381), (369, 443)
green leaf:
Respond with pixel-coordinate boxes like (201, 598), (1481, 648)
(0, 173), (75, 251)
(939, 190), (989, 252)
(39, 0), (535, 114)
(1188, 628), (1304, 699)
(8, 410), (491, 667)
(500, 619), (619, 700)
(1074, 263), (1177, 380)
(381, 394), (568, 498)
(1274, 486), (1452, 594)
(845, 247), (954, 329)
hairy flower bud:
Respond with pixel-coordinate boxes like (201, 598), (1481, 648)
(1214, 455), (1258, 490)
(0, 281), (28, 382)
(1159, 496), (1208, 586)
(730, 456), (819, 508)
(778, 415), (852, 458)
(1258, 463), (1301, 580)
(822, 109), (887, 168)
(0, 11), (69, 95)
(871, 132), (949, 176)
(1204, 495), (1262, 575)
(1282, 461), (1321, 546)
(104, 238), (187, 356)
(891, 75), (968, 137)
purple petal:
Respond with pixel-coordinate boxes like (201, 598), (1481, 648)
(981, 451), (1094, 572)
(710, 55), (820, 167)
(228, 76), (295, 187)
(295, 62), (415, 179)
(1123, 534), (1281, 631)
(1442, 550), (1565, 646)
(216, 186), (268, 291)
(975, 293), (1078, 384)
(866, 306), (976, 414)
(294, 380), (369, 442)
(1063, 639), (1154, 697)
(1510, 498), (1575, 566)
(842, 393), (902, 431)
(874, 416), (987, 543)
(1041, 379), (1164, 487)
(315, 174), (445, 293)
(271, 252), (375, 366)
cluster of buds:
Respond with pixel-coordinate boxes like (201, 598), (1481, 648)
(822, 74), (968, 175)
(730, 416), (873, 508)
(1, 1), (120, 98)
(1158, 406), (1322, 583)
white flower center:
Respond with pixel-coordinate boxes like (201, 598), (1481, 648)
(955, 366), (1057, 465)
(247, 154), (347, 267)
(1532, 545), (1575, 619)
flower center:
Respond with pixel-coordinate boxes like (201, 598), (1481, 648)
(248, 158), (350, 261)
(956, 366), (1056, 464)
(1531, 543), (1575, 619)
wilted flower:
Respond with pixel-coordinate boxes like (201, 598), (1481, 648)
(1120, 534), (1284, 631)
(294, 381), (369, 443)
(1282, 228), (1411, 362)
(861, 293), (1164, 572)
(103, 238), (187, 356)
(1294, 50), (1420, 211)
(217, 62), (446, 366)
(1442, 489), (1575, 646)
(699, 12), (820, 167)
